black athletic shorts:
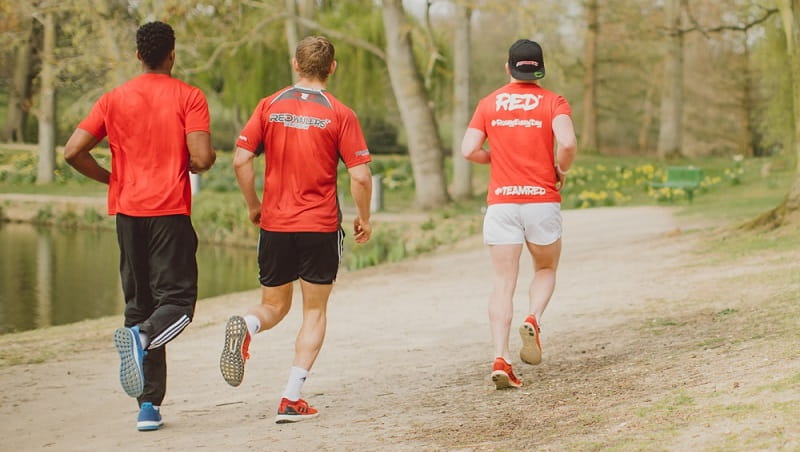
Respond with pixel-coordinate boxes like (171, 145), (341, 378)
(257, 228), (344, 286)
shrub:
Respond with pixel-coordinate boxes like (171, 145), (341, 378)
(361, 116), (406, 155)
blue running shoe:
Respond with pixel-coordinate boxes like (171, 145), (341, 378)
(113, 326), (145, 398)
(137, 402), (163, 431)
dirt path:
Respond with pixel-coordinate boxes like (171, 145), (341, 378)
(1, 206), (798, 450)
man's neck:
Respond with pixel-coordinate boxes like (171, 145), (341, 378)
(509, 77), (538, 84)
(294, 77), (326, 90)
(142, 63), (171, 76)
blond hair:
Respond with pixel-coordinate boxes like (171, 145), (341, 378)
(295, 36), (335, 81)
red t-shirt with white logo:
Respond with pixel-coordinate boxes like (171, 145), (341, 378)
(236, 86), (371, 232)
(79, 73), (210, 216)
(468, 82), (571, 205)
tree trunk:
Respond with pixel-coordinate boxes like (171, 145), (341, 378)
(779, 0), (800, 212)
(37, 12), (56, 185)
(285, 0), (299, 83)
(638, 74), (657, 152)
(451, 4), (472, 200)
(297, 0), (315, 37)
(2, 18), (36, 142)
(745, 0), (800, 228)
(581, 0), (599, 152)
(740, 30), (755, 157)
(382, 0), (449, 209)
(656, 0), (684, 159)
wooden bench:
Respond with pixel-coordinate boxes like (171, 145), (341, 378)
(650, 166), (704, 203)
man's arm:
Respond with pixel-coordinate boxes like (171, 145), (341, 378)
(552, 114), (577, 185)
(348, 163), (372, 243)
(63, 129), (110, 184)
(461, 128), (491, 164)
(187, 131), (216, 173)
(232, 147), (261, 225)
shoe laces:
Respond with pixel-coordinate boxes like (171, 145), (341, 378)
(291, 399), (310, 414)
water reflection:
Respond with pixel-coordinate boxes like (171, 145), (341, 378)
(0, 222), (259, 334)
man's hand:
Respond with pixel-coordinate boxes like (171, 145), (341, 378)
(353, 217), (372, 243)
(248, 204), (261, 226)
(555, 167), (567, 191)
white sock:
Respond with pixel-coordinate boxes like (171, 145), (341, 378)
(282, 366), (309, 401)
(139, 332), (150, 350)
(244, 315), (261, 336)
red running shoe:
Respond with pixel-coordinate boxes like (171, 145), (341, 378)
(491, 357), (523, 389)
(519, 314), (542, 365)
(220, 316), (251, 387)
(275, 398), (319, 423)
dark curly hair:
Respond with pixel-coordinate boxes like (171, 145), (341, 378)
(136, 22), (175, 69)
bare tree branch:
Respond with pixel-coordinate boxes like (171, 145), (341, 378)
(294, 16), (386, 61)
(681, 4), (777, 36)
(181, 13), (287, 75)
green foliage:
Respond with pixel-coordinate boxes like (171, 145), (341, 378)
(33, 205), (54, 223)
(0, 150), (109, 186)
(561, 162), (665, 208)
(191, 192), (259, 246)
(367, 156), (414, 191)
(342, 208), (482, 271)
(82, 208), (105, 225)
(199, 151), (264, 193)
(361, 116), (406, 154)
(0, 152), (36, 184)
(319, 1), (389, 119)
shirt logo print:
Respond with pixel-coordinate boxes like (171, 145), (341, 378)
(269, 113), (331, 130)
(495, 93), (544, 111)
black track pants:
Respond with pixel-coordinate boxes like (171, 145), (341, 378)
(116, 213), (198, 406)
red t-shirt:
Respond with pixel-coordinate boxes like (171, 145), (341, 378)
(79, 73), (210, 216)
(468, 82), (571, 205)
(237, 86), (371, 232)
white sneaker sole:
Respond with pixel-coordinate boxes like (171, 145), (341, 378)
(136, 419), (164, 431)
(220, 316), (247, 387)
(114, 328), (144, 398)
(519, 322), (542, 365)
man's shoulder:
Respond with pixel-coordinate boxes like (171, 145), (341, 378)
(325, 92), (356, 115)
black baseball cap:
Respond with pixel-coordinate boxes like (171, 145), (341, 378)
(508, 39), (545, 80)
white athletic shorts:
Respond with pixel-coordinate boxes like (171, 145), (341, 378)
(483, 202), (562, 246)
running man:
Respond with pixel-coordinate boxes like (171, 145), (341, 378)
(63, 22), (216, 430)
(461, 39), (577, 389)
(219, 36), (373, 423)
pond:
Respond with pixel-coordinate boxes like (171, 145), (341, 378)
(0, 222), (260, 334)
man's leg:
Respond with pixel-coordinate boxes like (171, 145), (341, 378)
(221, 230), (297, 387)
(518, 239), (561, 365)
(248, 283), (294, 330)
(293, 280), (332, 370)
(136, 215), (199, 407)
(273, 279), (331, 423)
(526, 239), (561, 320)
(274, 231), (338, 422)
(115, 214), (153, 399)
(489, 244), (523, 361)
